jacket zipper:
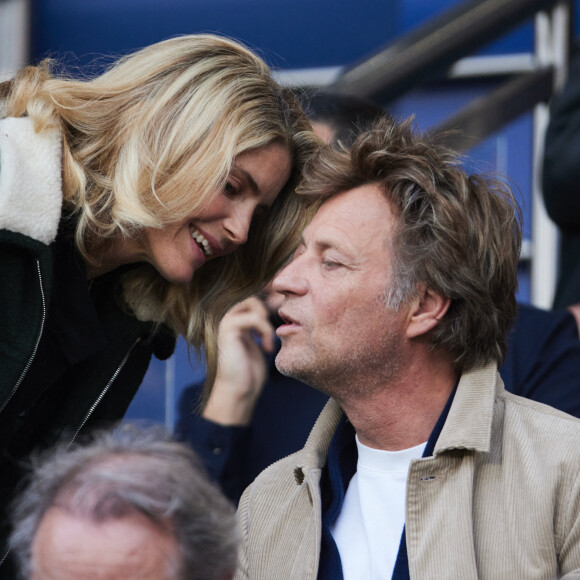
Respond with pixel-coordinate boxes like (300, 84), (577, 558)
(66, 336), (142, 449)
(0, 337), (141, 567)
(0, 266), (142, 567)
(0, 260), (46, 416)
(0, 261), (47, 567)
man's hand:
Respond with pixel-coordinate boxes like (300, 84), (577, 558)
(202, 296), (275, 426)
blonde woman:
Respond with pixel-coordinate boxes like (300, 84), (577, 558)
(0, 34), (318, 570)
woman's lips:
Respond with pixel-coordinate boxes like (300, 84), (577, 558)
(189, 225), (228, 259)
(189, 226), (214, 257)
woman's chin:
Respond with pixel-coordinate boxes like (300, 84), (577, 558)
(156, 264), (197, 286)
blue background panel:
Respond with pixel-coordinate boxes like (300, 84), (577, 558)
(31, 0), (399, 70)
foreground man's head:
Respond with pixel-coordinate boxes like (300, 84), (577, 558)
(10, 425), (238, 580)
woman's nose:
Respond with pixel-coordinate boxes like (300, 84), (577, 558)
(223, 207), (252, 246)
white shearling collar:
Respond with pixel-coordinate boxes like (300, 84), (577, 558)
(0, 116), (63, 245)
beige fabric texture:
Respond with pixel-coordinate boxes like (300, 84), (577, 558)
(236, 362), (580, 580)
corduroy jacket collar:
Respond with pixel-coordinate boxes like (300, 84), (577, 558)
(293, 361), (500, 481)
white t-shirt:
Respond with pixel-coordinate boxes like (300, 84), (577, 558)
(330, 435), (426, 580)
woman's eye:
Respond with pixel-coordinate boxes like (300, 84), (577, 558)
(224, 181), (238, 197)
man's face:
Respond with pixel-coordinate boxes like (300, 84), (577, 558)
(273, 184), (409, 398)
(31, 507), (178, 580)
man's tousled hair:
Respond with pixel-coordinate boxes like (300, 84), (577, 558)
(298, 116), (522, 373)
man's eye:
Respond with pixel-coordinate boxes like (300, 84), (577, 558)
(322, 260), (341, 270)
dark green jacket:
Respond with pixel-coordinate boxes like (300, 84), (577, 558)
(0, 226), (175, 447)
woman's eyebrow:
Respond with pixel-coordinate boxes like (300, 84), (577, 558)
(233, 166), (259, 195)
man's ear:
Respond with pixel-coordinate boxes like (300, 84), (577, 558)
(406, 285), (450, 339)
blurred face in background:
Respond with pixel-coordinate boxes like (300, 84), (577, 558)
(31, 507), (179, 580)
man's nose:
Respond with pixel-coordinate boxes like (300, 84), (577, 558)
(272, 255), (307, 296)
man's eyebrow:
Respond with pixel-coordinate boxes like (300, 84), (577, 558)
(305, 236), (345, 255)
(314, 240), (334, 252)
(299, 228), (336, 249)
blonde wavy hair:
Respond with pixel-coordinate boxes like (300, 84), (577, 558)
(2, 34), (320, 391)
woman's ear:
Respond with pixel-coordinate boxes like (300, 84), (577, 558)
(405, 285), (450, 339)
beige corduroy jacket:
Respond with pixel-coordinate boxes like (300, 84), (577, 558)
(236, 362), (580, 579)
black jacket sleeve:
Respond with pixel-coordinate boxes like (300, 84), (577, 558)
(174, 384), (251, 503)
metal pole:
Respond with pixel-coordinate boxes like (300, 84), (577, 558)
(328, 0), (559, 104)
(531, 1), (571, 308)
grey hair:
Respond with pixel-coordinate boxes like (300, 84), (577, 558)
(9, 424), (238, 580)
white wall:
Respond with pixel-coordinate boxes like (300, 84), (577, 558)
(0, 0), (30, 81)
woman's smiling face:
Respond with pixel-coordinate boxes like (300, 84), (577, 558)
(91, 143), (292, 284)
